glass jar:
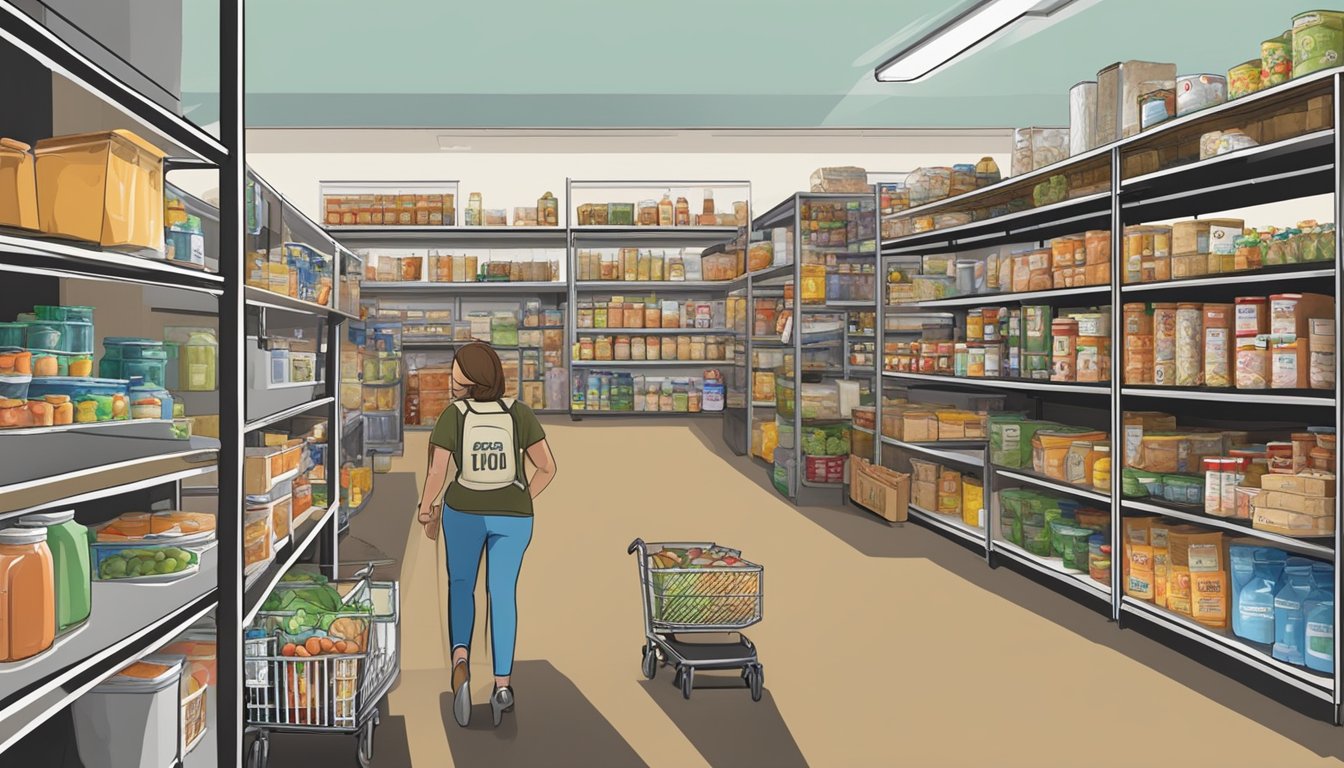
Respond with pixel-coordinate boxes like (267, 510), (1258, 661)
(0, 527), (55, 661)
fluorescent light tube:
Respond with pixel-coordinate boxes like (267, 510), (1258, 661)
(875, 0), (1062, 83)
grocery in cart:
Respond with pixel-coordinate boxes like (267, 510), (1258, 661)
(627, 539), (764, 700)
(243, 564), (400, 768)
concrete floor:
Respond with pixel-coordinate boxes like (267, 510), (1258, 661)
(270, 416), (1344, 767)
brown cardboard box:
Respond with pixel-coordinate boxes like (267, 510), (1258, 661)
(850, 458), (910, 523)
(1254, 489), (1332, 517)
(1172, 221), (1210, 255)
(1170, 253), (1209, 280)
(1270, 339), (1309, 389)
(909, 457), (939, 484)
(912, 479), (937, 511)
(1253, 507), (1336, 537)
(1307, 95), (1334, 131)
(903, 412), (939, 442)
(1084, 262), (1110, 286)
(1260, 472), (1336, 497)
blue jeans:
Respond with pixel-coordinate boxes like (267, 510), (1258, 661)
(441, 505), (533, 677)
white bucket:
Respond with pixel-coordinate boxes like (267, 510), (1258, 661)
(73, 655), (184, 768)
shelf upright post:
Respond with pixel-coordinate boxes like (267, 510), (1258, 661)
(793, 194), (803, 500)
(565, 177), (577, 421)
(322, 239), (342, 580)
(1108, 144), (1124, 623)
(217, 0), (245, 764)
(872, 185), (882, 466)
(1334, 71), (1343, 725)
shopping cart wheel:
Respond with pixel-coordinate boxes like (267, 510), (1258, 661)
(641, 643), (658, 680)
(356, 717), (376, 767)
(247, 732), (269, 768)
(680, 666), (694, 699)
(747, 664), (763, 702)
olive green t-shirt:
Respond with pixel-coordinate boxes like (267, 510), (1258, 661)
(429, 399), (546, 517)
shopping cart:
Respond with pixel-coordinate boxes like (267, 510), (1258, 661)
(244, 563), (400, 768)
(627, 539), (764, 701)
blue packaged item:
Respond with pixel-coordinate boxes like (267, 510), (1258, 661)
(1305, 594), (1335, 674)
(1230, 545), (1258, 638)
(1236, 548), (1287, 645)
(1055, 499), (1081, 520)
(1273, 560), (1316, 665)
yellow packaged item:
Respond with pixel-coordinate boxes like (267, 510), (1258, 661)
(937, 469), (962, 515)
(35, 130), (166, 250)
(760, 421), (778, 463)
(1126, 542), (1155, 601)
(1151, 521), (1172, 609)
(1166, 566), (1192, 615)
(800, 263), (827, 303)
(0, 138), (38, 230)
(1033, 430), (1107, 480)
(961, 478), (983, 528)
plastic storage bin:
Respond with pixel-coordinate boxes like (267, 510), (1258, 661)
(34, 305), (94, 323)
(0, 322), (23, 348)
(100, 338), (169, 388)
(72, 655), (184, 768)
(128, 377), (173, 420)
(35, 130), (168, 251)
(244, 508), (273, 574)
(0, 137), (38, 230)
(28, 377), (129, 422)
(89, 537), (204, 581)
(0, 373), (31, 401)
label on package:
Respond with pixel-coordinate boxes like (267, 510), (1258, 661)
(1210, 225), (1240, 255)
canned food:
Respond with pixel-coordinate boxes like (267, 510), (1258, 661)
(1293, 10), (1344, 77)
(1176, 73), (1227, 116)
(1262, 32), (1293, 86)
(1227, 60), (1263, 100)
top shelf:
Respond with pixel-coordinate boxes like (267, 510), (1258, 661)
(570, 226), (742, 245)
(880, 66), (1343, 250)
(0, 1), (227, 165)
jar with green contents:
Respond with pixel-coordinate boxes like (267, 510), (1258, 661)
(17, 511), (91, 632)
(179, 331), (218, 391)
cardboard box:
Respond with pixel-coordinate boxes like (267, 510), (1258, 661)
(1172, 221), (1211, 255)
(1260, 472), (1336, 497)
(1253, 507), (1336, 537)
(1254, 490), (1333, 517)
(1084, 262), (1110, 286)
(1170, 253), (1209, 280)
(912, 479), (937, 511)
(1270, 293), (1333, 339)
(850, 458), (910, 523)
(903, 412), (939, 442)
(909, 457), (939, 484)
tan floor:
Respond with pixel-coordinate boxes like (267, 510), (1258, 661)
(377, 418), (1344, 768)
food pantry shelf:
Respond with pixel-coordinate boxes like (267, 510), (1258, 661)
(575, 327), (732, 335)
(245, 396), (336, 433)
(0, 231), (224, 294)
(326, 226), (568, 249)
(907, 503), (986, 550)
(244, 286), (358, 321)
(883, 371), (1111, 396)
(0, 428), (218, 518)
(574, 280), (734, 292)
(0, 0), (228, 164)
(1119, 266), (1336, 294)
(1119, 597), (1334, 700)
(361, 281), (569, 295)
(993, 539), (1111, 602)
(994, 467), (1110, 505)
(243, 501), (340, 624)
(0, 546), (218, 754)
(1122, 498), (1334, 558)
(880, 436), (985, 467)
(882, 192), (1113, 256)
(1120, 387), (1335, 407)
(891, 284), (1110, 308)
(570, 360), (718, 368)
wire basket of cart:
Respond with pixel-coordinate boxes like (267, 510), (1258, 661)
(243, 563), (400, 768)
(628, 539), (765, 701)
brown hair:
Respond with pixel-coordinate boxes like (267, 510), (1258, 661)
(453, 342), (506, 401)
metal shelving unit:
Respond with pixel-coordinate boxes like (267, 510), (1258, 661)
(872, 67), (1344, 723)
(0, 3), (247, 763)
(566, 179), (750, 424)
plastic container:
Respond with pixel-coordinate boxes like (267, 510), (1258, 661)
(177, 331), (217, 392)
(244, 508), (273, 573)
(34, 306), (94, 323)
(16, 510), (91, 633)
(28, 377), (130, 423)
(165, 215), (205, 268)
(0, 323), (24, 349)
(89, 538), (203, 582)
(101, 338), (169, 388)
(127, 377), (172, 420)
(72, 655), (184, 768)
(1274, 560), (1316, 665)
(1176, 73), (1227, 116)
(0, 373), (31, 401)
(34, 130), (167, 251)
(1294, 10), (1344, 78)
(0, 526), (55, 660)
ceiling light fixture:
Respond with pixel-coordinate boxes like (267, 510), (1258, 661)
(875, 0), (1078, 83)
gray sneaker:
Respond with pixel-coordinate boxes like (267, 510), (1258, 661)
(451, 660), (471, 727)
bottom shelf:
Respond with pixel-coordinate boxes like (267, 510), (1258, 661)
(993, 539), (1111, 602)
(1119, 596), (1333, 701)
(907, 504), (985, 550)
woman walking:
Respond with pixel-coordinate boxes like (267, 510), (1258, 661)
(415, 342), (558, 727)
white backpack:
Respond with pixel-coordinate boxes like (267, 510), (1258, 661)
(453, 398), (526, 492)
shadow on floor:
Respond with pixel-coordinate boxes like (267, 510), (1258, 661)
(639, 668), (809, 768)
(684, 422), (1344, 760)
(438, 660), (648, 768)
(253, 700), (413, 768)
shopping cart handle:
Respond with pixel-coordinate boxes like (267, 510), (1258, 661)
(627, 538), (646, 555)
